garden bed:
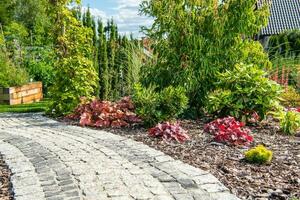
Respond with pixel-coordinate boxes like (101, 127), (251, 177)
(0, 154), (13, 200)
(0, 82), (43, 105)
(98, 120), (300, 199)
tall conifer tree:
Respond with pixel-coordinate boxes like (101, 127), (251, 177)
(98, 19), (109, 99)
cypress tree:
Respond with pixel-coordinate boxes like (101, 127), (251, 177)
(108, 19), (118, 100)
(91, 18), (97, 47)
(85, 7), (93, 28)
(82, 11), (87, 26)
(98, 19), (109, 100)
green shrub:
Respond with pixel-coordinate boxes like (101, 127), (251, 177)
(206, 63), (282, 121)
(280, 86), (300, 107)
(140, 0), (270, 112)
(24, 48), (55, 96)
(132, 84), (160, 127)
(132, 84), (188, 127)
(0, 49), (29, 88)
(159, 86), (188, 121)
(47, 10), (98, 117)
(296, 65), (300, 90)
(268, 30), (300, 57)
(273, 110), (300, 135)
(245, 145), (273, 164)
(0, 30), (29, 87)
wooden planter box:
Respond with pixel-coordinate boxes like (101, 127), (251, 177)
(0, 82), (43, 105)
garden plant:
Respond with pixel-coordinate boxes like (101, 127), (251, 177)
(0, 0), (299, 199)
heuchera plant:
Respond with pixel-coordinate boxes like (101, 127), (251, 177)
(66, 96), (142, 128)
(148, 122), (190, 143)
(204, 117), (253, 146)
(289, 107), (300, 112)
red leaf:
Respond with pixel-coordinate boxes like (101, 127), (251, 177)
(80, 112), (92, 126)
(65, 96), (142, 128)
(204, 117), (253, 146)
(148, 122), (189, 143)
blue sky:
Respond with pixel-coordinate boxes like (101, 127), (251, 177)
(81, 0), (152, 37)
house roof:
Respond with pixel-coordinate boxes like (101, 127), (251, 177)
(259, 0), (300, 36)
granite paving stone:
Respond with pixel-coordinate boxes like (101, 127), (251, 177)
(0, 113), (239, 200)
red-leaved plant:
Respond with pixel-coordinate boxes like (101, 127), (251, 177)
(66, 96), (142, 128)
(288, 107), (300, 112)
(204, 117), (253, 146)
(270, 65), (290, 89)
(148, 122), (190, 143)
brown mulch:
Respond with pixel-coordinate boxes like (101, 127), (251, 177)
(0, 154), (13, 200)
(62, 118), (300, 200)
(106, 120), (300, 200)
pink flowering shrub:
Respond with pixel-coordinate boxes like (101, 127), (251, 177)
(148, 122), (190, 143)
(204, 117), (253, 146)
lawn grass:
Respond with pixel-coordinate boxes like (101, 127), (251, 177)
(0, 99), (49, 113)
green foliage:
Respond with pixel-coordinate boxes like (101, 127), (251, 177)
(0, 0), (54, 91)
(98, 19), (110, 100)
(273, 110), (300, 135)
(0, 52), (29, 87)
(132, 84), (161, 127)
(0, 31), (29, 87)
(270, 57), (300, 90)
(3, 22), (28, 66)
(133, 84), (188, 127)
(24, 48), (55, 95)
(280, 86), (300, 107)
(206, 63), (281, 121)
(96, 18), (144, 101)
(268, 30), (300, 58)
(245, 145), (273, 164)
(47, 0), (98, 116)
(121, 38), (144, 96)
(140, 0), (270, 112)
(159, 86), (189, 121)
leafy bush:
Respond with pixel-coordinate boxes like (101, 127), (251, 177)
(272, 110), (300, 135)
(140, 0), (270, 112)
(24, 48), (55, 95)
(0, 34), (29, 87)
(268, 30), (300, 57)
(295, 65), (300, 91)
(47, 11), (98, 116)
(67, 96), (141, 128)
(159, 86), (189, 121)
(0, 55), (29, 87)
(204, 117), (253, 146)
(245, 145), (273, 164)
(148, 122), (189, 143)
(280, 86), (300, 108)
(206, 63), (281, 121)
(132, 84), (188, 127)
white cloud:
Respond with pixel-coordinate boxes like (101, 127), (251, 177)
(83, 0), (152, 37)
(82, 6), (108, 21)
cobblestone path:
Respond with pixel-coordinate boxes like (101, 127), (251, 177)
(0, 113), (239, 200)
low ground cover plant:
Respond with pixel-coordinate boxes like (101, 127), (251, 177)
(206, 63), (281, 122)
(279, 86), (300, 108)
(148, 121), (189, 143)
(272, 110), (300, 135)
(132, 84), (188, 127)
(244, 145), (273, 164)
(204, 117), (253, 146)
(67, 96), (141, 128)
